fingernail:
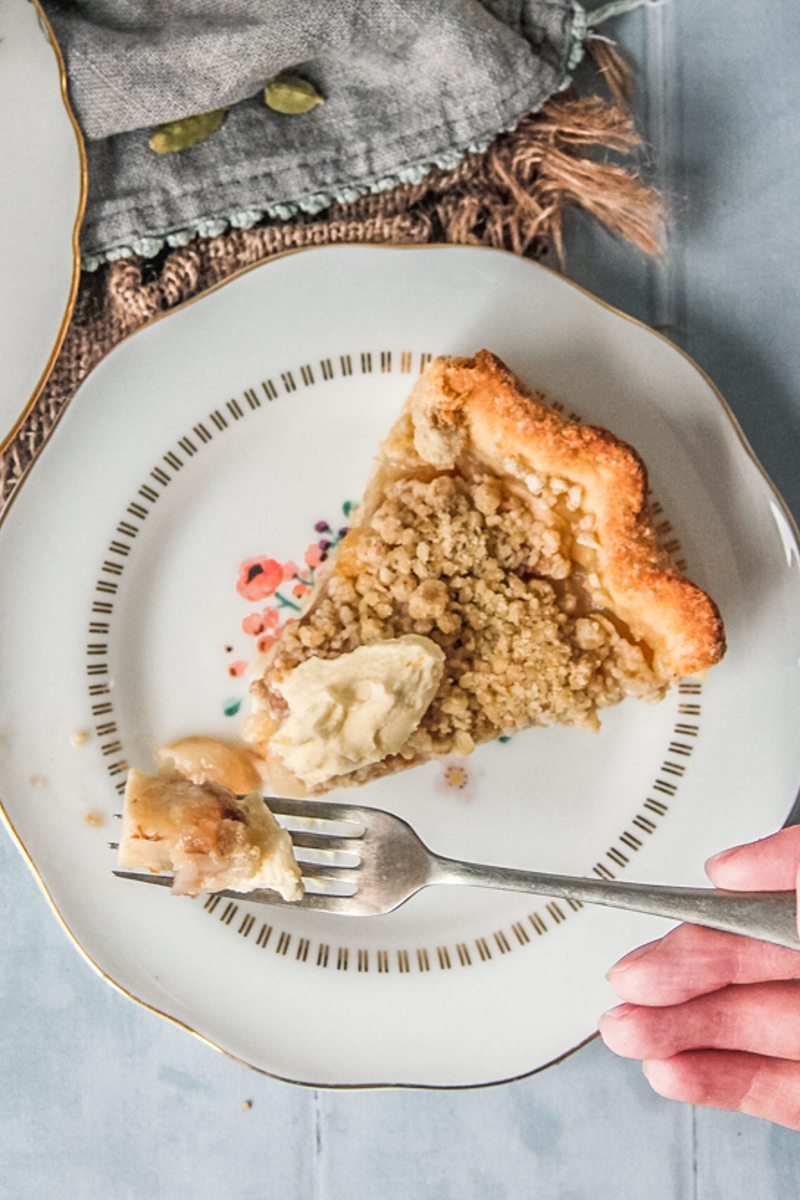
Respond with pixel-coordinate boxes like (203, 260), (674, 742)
(600, 1003), (631, 1022)
(705, 846), (740, 871)
(606, 941), (657, 978)
(598, 1003), (634, 1034)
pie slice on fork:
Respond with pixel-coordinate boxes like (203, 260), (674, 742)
(118, 769), (303, 900)
(244, 351), (724, 795)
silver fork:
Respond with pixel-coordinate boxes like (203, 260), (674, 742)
(113, 798), (800, 950)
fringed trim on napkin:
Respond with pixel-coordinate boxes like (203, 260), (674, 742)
(1, 41), (663, 508)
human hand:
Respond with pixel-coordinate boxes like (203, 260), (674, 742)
(599, 825), (800, 1130)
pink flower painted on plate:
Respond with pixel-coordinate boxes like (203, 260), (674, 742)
(226, 504), (357, 710)
(236, 557), (283, 601)
(227, 660), (248, 678)
(241, 612), (262, 636)
(241, 608), (280, 637)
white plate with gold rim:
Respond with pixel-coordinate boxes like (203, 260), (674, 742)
(1, 244), (798, 1088)
(0, 0), (85, 454)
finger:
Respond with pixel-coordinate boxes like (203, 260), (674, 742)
(607, 923), (800, 1005)
(706, 825), (800, 891)
(599, 980), (800, 1061)
(642, 1050), (800, 1132)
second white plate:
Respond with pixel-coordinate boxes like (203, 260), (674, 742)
(0, 0), (85, 452)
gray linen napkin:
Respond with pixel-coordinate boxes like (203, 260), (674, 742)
(44, 0), (651, 268)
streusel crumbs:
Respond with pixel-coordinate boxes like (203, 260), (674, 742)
(261, 471), (663, 777)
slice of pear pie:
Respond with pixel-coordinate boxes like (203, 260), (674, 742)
(118, 769), (302, 900)
(244, 351), (724, 796)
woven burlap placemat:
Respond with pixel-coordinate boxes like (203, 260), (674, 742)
(1, 58), (661, 514)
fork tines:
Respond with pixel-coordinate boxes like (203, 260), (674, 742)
(265, 797), (368, 825)
(111, 870), (356, 911)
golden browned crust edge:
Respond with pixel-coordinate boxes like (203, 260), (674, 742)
(404, 350), (724, 677)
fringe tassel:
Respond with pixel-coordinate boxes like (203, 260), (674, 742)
(431, 95), (662, 261)
(585, 35), (634, 106)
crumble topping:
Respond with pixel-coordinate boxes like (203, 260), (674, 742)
(255, 469), (664, 784)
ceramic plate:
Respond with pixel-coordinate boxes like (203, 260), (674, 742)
(0, 0), (85, 453)
(1, 245), (799, 1088)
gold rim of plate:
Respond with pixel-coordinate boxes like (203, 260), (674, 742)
(0, 0), (89, 459)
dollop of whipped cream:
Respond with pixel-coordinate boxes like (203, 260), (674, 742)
(271, 635), (445, 787)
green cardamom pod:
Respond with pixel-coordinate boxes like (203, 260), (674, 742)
(149, 108), (227, 154)
(264, 74), (324, 115)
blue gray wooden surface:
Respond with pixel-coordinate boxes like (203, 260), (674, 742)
(2, 1), (799, 1195)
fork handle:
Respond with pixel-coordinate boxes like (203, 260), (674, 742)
(430, 857), (800, 950)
